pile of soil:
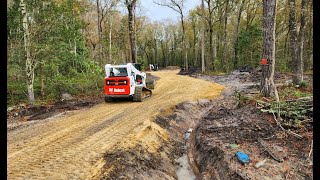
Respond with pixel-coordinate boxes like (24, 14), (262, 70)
(7, 95), (104, 125)
(178, 66), (201, 75)
(162, 66), (181, 70)
(92, 100), (215, 179)
(146, 73), (160, 82)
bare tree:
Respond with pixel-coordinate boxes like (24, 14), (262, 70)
(109, 11), (113, 61)
(289, 0), (307, 85)
(154, 0), (188, 71)
(261, 0), (277, 96)
(203, 0), (222, 71)
(201, 0), (205, 72)
(222, 0), (230, 72)
(96, 0), (118, 64)
(125, 0), (137, 63)
(20, 0), (36, 104)
(234, 0), (246, 69)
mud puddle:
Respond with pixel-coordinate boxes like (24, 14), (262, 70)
(176, 154), (196, 180)
(176, 128), (196, 180)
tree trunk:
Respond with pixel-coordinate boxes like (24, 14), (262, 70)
(218, 6), (223, 68)
(234, 0), (245, 69)
(192, 21), (197, 67)
(134, 4), (138, 63)
(96, 0), (103, 64)
(181, 15), (188, 71)
(296, 0), (307, 84)
(109, 12), (112, 61)
(201, 0), (205, 72)
(126, 0), (137, 63)
(154, 38), (158, 65)
(261, 0), (277, 97)
(208, 22), (214, 71)
(222, 0), (229, 72)
(20, 0), (35, 104)
(40, 62), (44, 97)
(289, 0), (299, 85)
(161, 40), (166, 67)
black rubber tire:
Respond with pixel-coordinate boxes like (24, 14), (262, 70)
(132, 86), (143, 102)
(104, 96), (113, 103)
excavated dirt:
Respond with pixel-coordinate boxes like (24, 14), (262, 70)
(93, 100), (216, 180)
(7, 70), (224, 180)
(185, 71), (313, 180)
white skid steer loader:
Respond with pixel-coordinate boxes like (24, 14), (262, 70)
(104, 63), (154, 102)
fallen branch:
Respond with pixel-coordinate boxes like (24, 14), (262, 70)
(308, 140), (313, 158)
(285, 96), (313, 102)
(259, 97), (313, 123)
(287, 130), (303, 139)
(272, 111), (303, 139)
(258, 138), (283, 162)
(271, 111), (285, 131)
(285, 167), (295, 180)
(271, 80), (280, 118)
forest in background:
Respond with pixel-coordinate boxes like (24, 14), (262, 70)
(7, 0), (313, 105)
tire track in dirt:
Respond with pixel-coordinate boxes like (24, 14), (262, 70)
(7, 70), (224, 180)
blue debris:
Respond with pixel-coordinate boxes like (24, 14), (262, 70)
(236, 151), (250, 164)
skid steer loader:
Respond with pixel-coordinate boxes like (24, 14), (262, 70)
(104, 63), (154, 102)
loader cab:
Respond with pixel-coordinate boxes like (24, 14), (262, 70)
(108, 67), (128, 77)
(135, 74), (143, 84)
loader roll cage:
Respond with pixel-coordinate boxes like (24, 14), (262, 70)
(109, 67), (128, 77)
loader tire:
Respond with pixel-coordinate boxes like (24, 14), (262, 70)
(133, 86), (143, 102)
(104, 96), (113, 103)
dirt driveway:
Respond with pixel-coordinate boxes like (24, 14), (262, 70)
(7, 70), (224, 180)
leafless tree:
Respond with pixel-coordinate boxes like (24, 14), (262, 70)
(261, 0), (277, 96)
(289, 0), (307, 85)
(96, 0), (118, 64)
(234, 0), (246, 69)
(125, 0), (137, 63)
(201, 0), (205, 72)
(154, 0), (188, 71)
(20, 0), (36, 104)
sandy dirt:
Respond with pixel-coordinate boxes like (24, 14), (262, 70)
(7, 70), (224, 180)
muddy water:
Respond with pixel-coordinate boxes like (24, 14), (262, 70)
(176, 154), (196, 180)
(176, 129), (196, 180)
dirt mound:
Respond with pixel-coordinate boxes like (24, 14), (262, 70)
(239, 65), (254, 72)
(178, 66), (200, 75)
(92, 100), (215, 179)
(162, 66), (181, 70)
(7, 96), (103, 125)
(146, 73), (160, 82)
(90, 121), (178, 180)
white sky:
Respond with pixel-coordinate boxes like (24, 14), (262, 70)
(118, 0), (200, 22)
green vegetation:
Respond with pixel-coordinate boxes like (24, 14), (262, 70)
(7, 0), (313, 105)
